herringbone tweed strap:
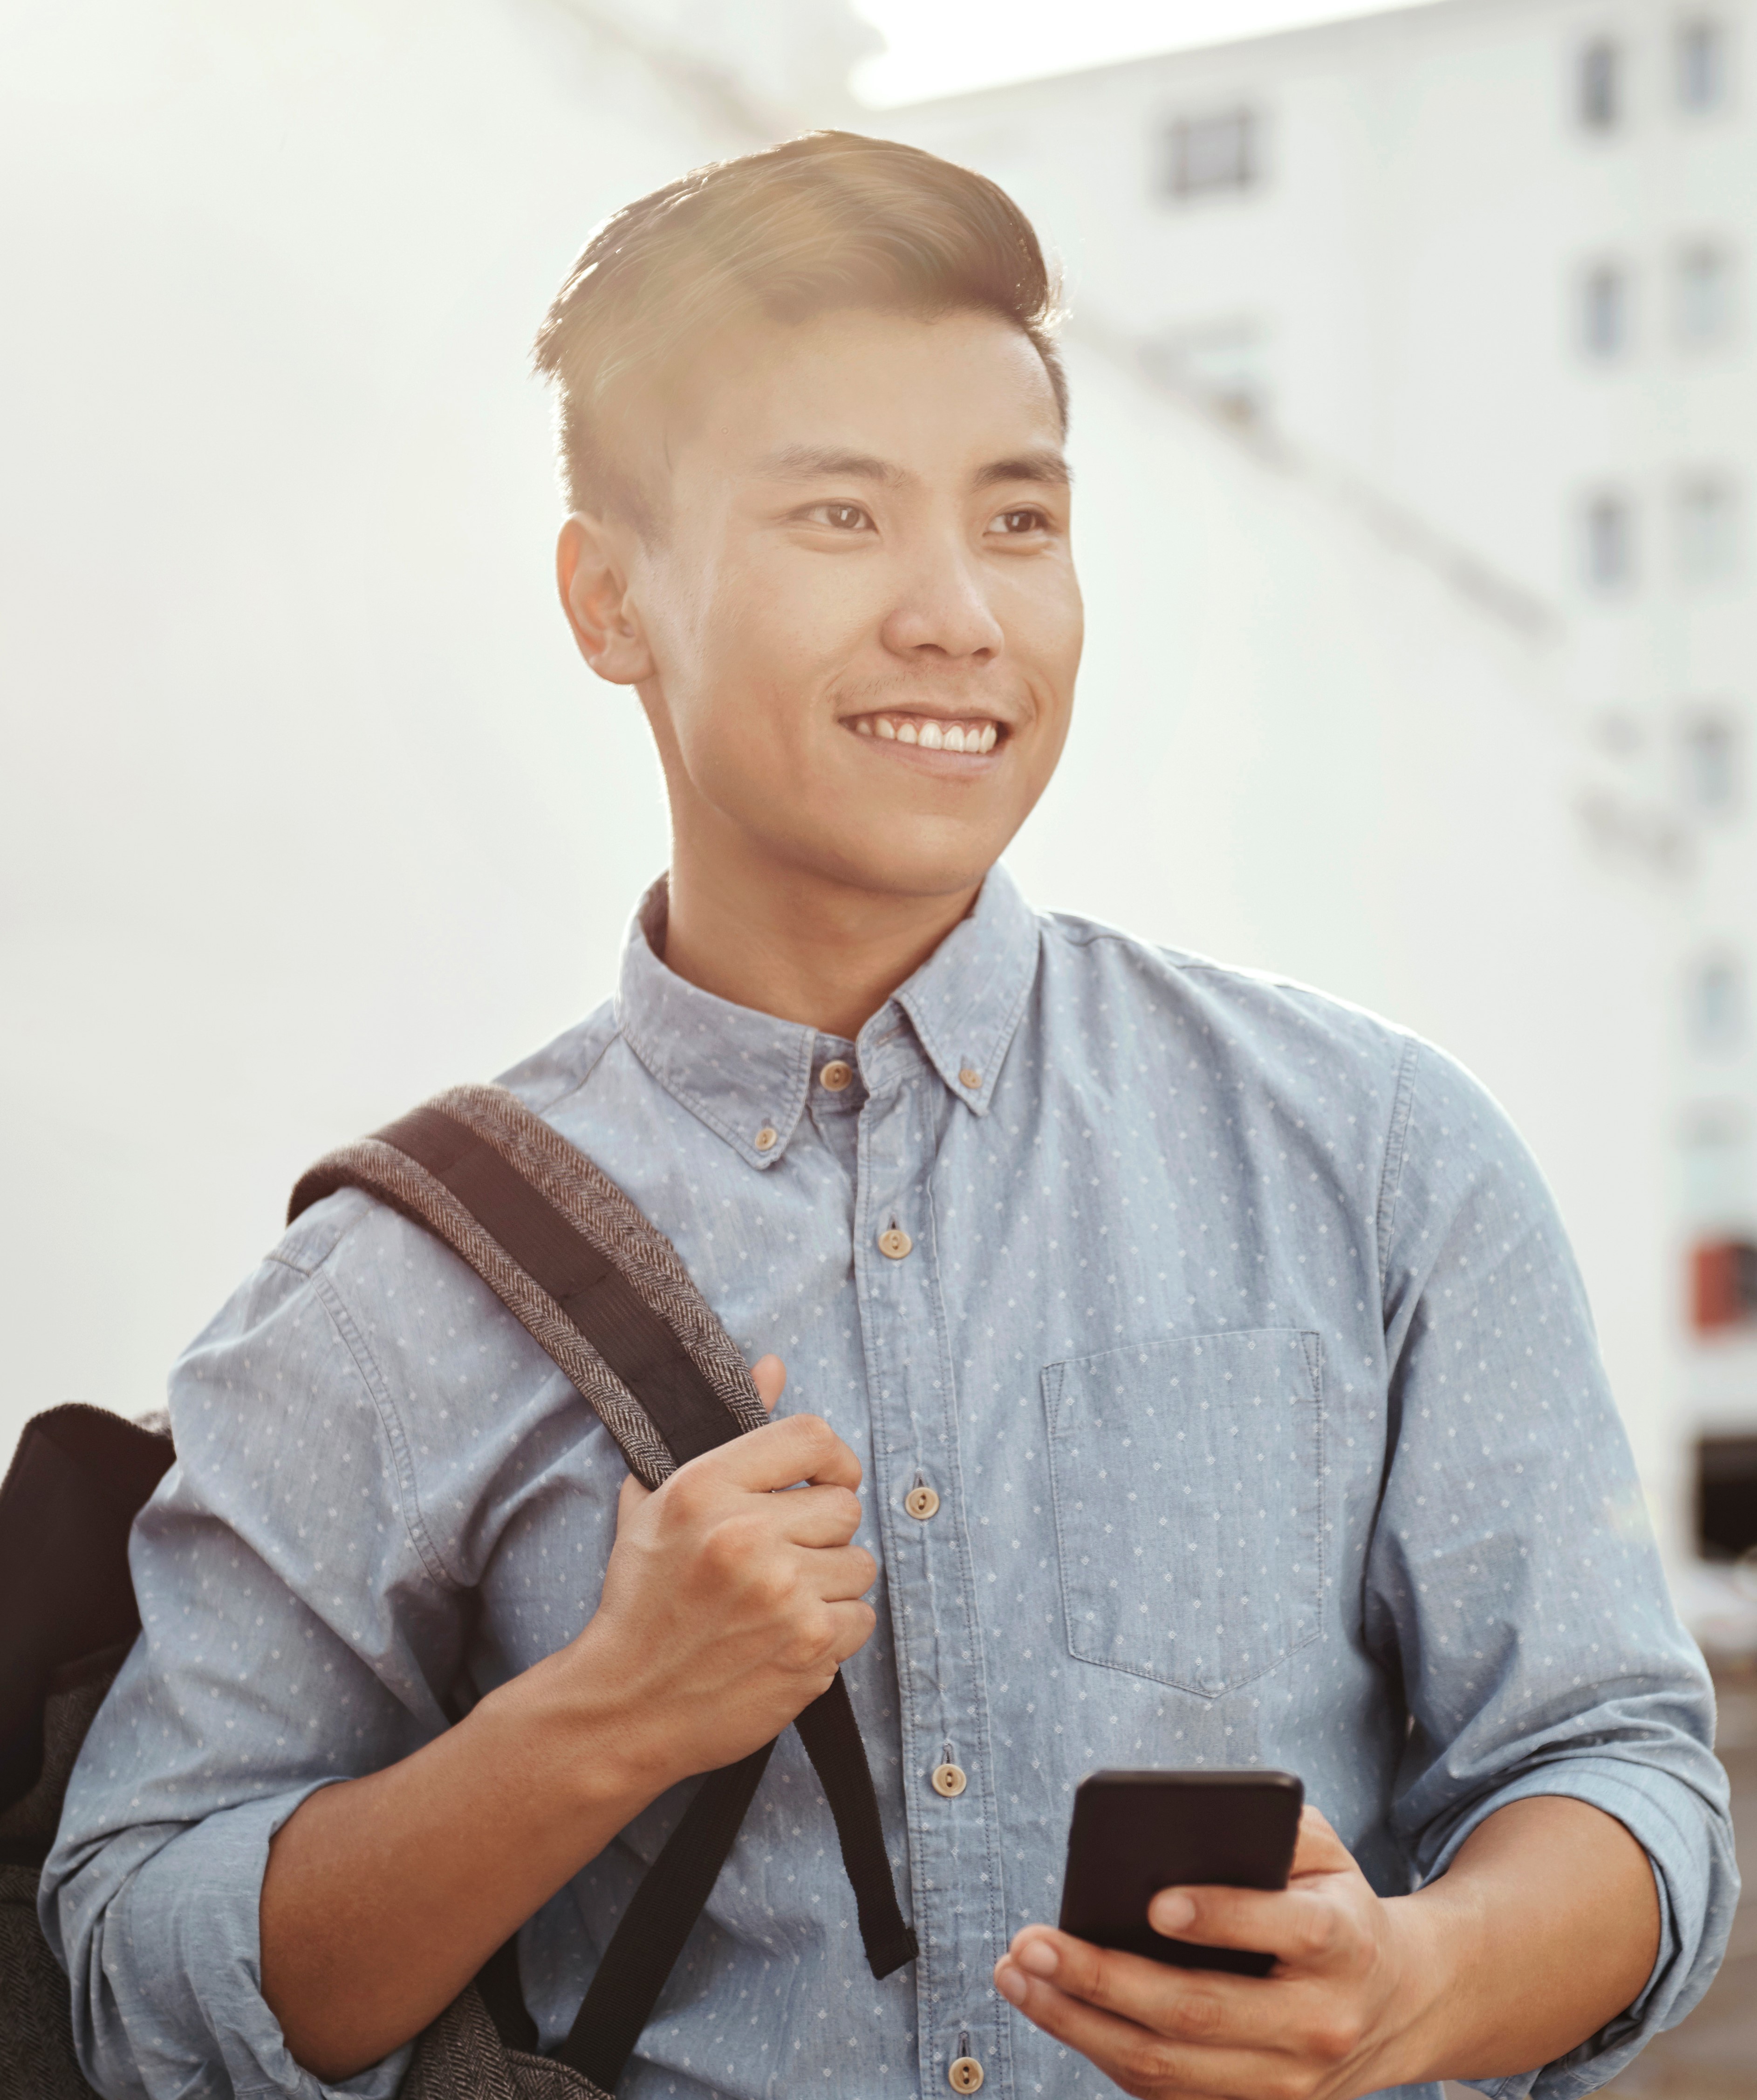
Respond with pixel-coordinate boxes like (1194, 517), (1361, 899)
(403, 1985), (610, 2100)
(290, 1084), (770, 1490)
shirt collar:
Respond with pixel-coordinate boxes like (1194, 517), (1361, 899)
(614, 866), (1039, 1170)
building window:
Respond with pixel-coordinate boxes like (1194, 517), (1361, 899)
(1162, 110), (1258, 198)
(1696, 1434), (1757, 1553)
(1675, 242), (1736, 346)
(1584, 492), (1635, 588)
(1580, 260), (1631, 355)
(1680, 712), (1741, 813)
(1579, 37), (1622, 129)
(1691, 1255), (1757, 1339)
(1680, 709), (1741, 812)
(1690, 952), (1746, 1050)
(1676, 475), (1741, 581)
(1677, 16), (1729, 110)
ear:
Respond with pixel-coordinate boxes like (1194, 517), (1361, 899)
(556, 513), (656, 685)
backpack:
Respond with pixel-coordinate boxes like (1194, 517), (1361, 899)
(0, 1084), (915, 2098)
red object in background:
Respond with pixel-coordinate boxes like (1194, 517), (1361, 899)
(1691, 1240), (1757, 1332)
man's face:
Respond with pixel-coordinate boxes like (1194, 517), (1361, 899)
(591, 306), (1082, 902)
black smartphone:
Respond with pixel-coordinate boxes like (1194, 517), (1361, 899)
(1057, 1769), (1304, 1978)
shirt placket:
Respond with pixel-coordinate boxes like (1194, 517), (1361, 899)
(855, 1035), (1012, 2100)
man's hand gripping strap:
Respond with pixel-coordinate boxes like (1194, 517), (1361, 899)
(289, 1086), (917, 2084)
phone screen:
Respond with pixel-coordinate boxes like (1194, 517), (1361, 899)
(1057, 1768), (1304, 1977)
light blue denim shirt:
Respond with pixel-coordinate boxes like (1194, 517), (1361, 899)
(45, 868), (1736, 2100)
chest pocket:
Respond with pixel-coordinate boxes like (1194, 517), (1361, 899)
(1043, 1329), (1324, 1698)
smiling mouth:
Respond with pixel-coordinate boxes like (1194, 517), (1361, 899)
(843, 712), (1003, 754)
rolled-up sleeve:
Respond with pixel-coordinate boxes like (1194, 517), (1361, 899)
(40, 1199), (465, 2100)
(1365, 1041), (1738, 2099)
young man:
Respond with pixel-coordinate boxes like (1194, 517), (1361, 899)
(46, 134), (1734, 2100)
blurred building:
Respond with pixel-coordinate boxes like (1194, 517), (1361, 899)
(893, 0), (1757, 1613)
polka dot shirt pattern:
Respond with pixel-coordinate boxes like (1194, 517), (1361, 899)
(43, 869), (1735, 2100)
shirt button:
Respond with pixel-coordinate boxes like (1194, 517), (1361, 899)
(948, 2057), (984, 2093)
(820, 1059), (854, 1092)
(753, 1125), (778, 1152)
(904, 1483), (940, 1521)
(930, 1761), (967, 1798)
(877, 1226), (913, 1260)
(957, 1066), (982, 1089)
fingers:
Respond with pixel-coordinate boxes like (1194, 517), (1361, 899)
(1141, 1808), (1366, 1969)
(1000, 1930), (1277, 2048)
(805, 1543), (878, 1602)
(769, 1483), (868, 1550)
(992, 1955), (1262, 2099)
(1141, 1884), (1342, 1967)
(823, 1599), (878, 1665)
(750, 1354), (786, 1412)
(711, 1412), (863, 1493)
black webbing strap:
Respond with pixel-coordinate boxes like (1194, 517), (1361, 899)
(475, 1929), (539, 2054)
(554, 1745), (773, 2092)
(377, 1106), (735, 1464)
(340, 1101), (916, 2085)
(792, 1676), (918, 1978)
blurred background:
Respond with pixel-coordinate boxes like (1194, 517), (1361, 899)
(1, 0), (1753, 2085)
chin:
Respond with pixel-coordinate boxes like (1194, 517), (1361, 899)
(804, 824), (1010, 901)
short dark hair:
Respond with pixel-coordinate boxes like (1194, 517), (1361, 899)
(532, 131), (1066, 529)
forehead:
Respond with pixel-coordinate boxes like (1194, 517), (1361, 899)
(663, 307), (1066, 487)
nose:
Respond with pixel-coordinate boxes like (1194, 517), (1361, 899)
(880, 546), (1005, 664)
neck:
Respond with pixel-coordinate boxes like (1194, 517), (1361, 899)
(662, 834), (981, 1042)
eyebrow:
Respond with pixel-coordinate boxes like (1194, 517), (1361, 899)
(755, 445), (905, 486)
(974, 450), (1072, 490)
(752, 444), (1072, 490)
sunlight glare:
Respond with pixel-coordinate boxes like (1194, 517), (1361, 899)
(852, 0), (1446, 107)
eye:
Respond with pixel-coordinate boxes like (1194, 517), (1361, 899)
(991, 506), (1049, 535)
(803, 501), (875, 532)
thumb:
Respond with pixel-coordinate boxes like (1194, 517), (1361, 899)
(750, 1354), (787, 1412)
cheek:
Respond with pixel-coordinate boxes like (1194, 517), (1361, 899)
(683, 561), (876, 731)
(1007, 563), (1085, 694)
(743, 554), (882, 667)
(641, 569), (774, 760)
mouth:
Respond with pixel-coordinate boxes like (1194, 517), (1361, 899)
(841, 711), (1005, 756)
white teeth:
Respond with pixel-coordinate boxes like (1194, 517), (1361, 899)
(863, 714), (1000, 750)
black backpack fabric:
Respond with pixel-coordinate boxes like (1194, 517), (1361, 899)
(1, 1406), (174, 2099)
(0, 1084), (914, 2097)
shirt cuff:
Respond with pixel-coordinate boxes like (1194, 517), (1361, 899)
(1422, 1756), (1731, 2100)
(91, 1783), (413, 2100)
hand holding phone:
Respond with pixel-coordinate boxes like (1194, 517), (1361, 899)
(1057, 1768), (1304, 1976)
(997, 1781), (1415, 2099)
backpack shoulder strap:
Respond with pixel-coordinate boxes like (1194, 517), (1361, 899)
(291, 1086), (916, 2088)
(289, 1083), (768, 1487)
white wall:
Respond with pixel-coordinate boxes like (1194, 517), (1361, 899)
(0, 0), (753, 1451)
